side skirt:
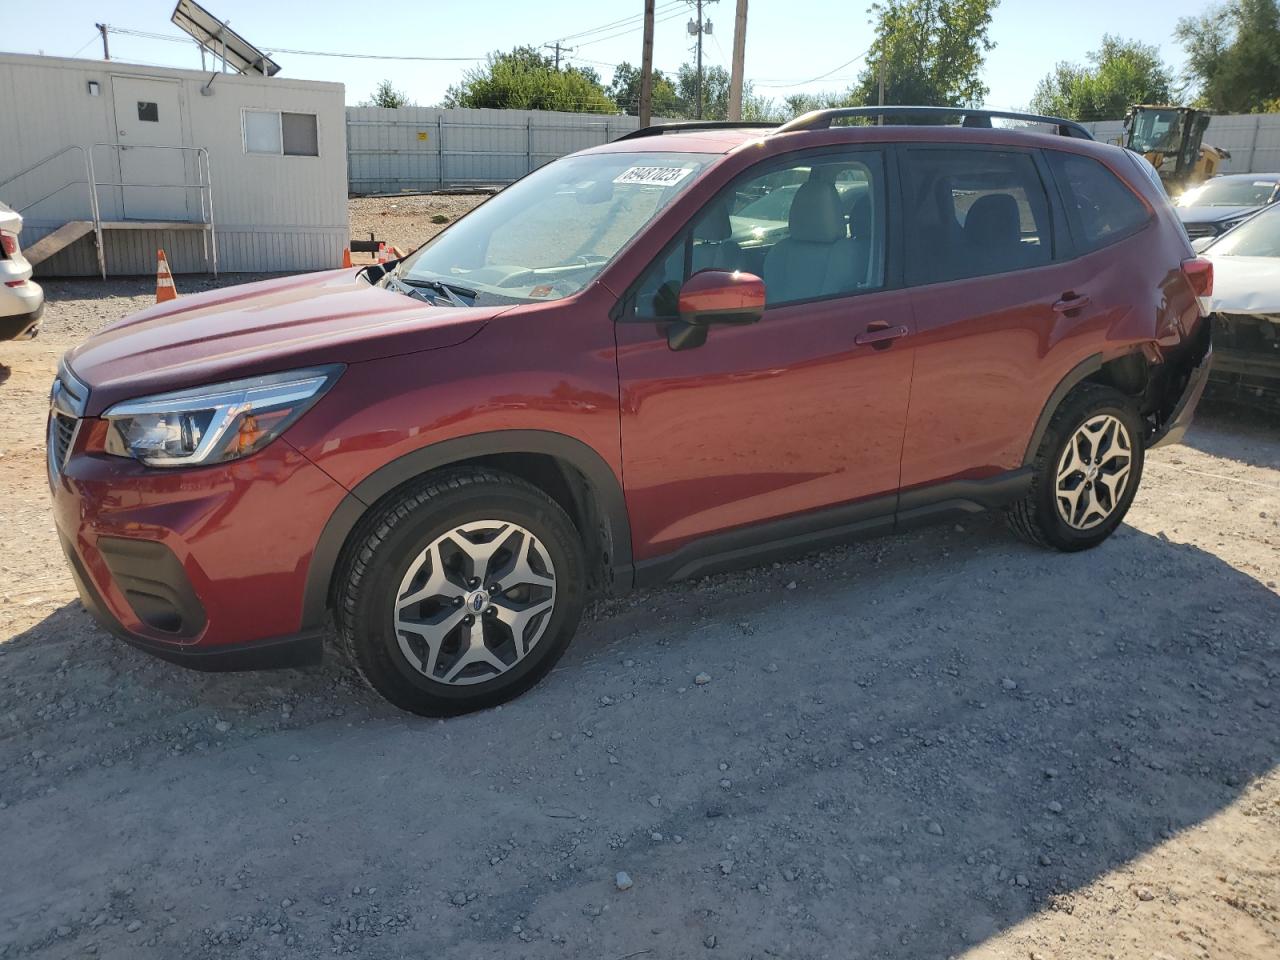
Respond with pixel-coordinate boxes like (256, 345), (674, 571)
(632, 468), (1032, 588)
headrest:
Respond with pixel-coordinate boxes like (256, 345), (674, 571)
(788, 179), (844, 244)
(694, 200), (732, 241)
(963, 193), (1021, 247)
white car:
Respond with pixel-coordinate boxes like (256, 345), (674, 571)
(0, 200), (45, 341)
(1194, 202), (1280, 401)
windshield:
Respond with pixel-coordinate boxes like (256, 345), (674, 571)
(393, 151), (712, 305)
(1128, 108), (1182, 156)
(1178, 178), (1278, 208)
(1206, 204), (1280, 257)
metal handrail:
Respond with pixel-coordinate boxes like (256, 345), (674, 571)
(89, 143), (217, 277)
(0, 142), (217, 278)
(0, 145), (95, 226)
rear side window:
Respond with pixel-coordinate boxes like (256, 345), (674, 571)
(901, 148), (1053, 285)
(1047, 152), (1150, 250)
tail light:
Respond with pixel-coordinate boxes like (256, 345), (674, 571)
(0, 230), (17, 258)
(1181, 257), (1213, 298)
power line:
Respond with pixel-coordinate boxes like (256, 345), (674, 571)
(574, 8), (689, 48)
(549, 1), (684, 45)
(105, 26), (488, 61)
(754, 49), (872, 88)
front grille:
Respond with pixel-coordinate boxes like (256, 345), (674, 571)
(1183, 222), (1219, 240)
(50, 413), (76, 466)
(47, 363), (88, 481)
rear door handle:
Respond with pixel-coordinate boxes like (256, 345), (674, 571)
(855, 324), (909, 346)
(1053, 293), (1091, 313)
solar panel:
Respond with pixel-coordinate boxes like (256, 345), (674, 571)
(171, 0), (280, 77)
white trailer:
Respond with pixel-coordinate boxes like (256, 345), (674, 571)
(0, 51), (348, 276)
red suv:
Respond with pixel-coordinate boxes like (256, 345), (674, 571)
(49, 108), (1213, 716)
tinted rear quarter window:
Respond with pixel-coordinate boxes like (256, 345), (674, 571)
(1047, 152), (1150, 251)
(901, 148), (1053, 285)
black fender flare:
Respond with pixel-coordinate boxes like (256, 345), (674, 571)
(299, 430), (633, 630)
(1021, 353), (1104, 465)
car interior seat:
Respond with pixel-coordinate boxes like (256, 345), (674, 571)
(762, 179), (859, 303)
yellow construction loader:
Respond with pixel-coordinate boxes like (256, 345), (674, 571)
(1122, 105), (1230, 195)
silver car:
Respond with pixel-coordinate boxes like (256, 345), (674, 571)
(0, 200), (45, 340)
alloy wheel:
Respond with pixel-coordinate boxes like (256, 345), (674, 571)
(393, 520), (556, 685)
(1054, 414), (1133, 531)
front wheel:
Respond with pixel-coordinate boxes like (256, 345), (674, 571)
(1008, 383), (1145, 552)
(336, 469), (586, 716)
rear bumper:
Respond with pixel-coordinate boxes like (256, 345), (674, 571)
(0, 284), (44, 340)
(1150, 322), (1213, 449)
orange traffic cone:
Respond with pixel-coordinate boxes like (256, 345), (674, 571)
(155, 249), (178, 303)
(376, 242), (389, 264)
(341, 248), (353, 268)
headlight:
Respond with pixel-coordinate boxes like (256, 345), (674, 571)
(103, 366), (342, 467)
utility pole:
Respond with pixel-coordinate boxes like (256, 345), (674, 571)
(726, 0), (747, 121)
(639, 0), (655, 127)
(877, 49), (886, 125)
(95, 22), (110, 61)
(687, 0), (717, 119)
(543, 41), (573, 70)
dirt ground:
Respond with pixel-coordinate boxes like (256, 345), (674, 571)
(0, 221), (1277, 958)
(347, 193), (489, 262)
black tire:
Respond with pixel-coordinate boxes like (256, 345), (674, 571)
(335, 468), (586, 716)
(1007, 383), (1146, 552)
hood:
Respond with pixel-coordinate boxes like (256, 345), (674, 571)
(1177, 204), (1259, 226)
(67, 269), (510, 416)
(1201, 254), (1280, 316)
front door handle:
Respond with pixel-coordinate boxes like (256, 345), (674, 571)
(855, 323), (909, 347)
(1053, 293), (1092, 313)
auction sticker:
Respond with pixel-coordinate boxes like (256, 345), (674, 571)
(613, 166), (694, 187)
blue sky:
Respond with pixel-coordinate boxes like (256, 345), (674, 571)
(1, 0), (1215, 110)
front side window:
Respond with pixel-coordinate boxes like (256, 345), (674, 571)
(630, 149), (887, 317)
(1047, 152), (1150, 250)
(902, 148), (1052, 285)
(395, 151), (711, 305)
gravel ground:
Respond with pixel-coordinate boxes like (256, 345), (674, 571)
(348, 194), (488, 261)
(0, 274), (1277, 960)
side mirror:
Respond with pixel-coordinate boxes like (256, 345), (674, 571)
(668, 270), (766, 350)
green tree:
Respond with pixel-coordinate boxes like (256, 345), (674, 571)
(365, 79), (412, 109)
(1176, 0), (1280, 113)
(442, 46), (615, 113)
(1030, 35), (1173, 120)
(607, 62), (684, 117)
(853, 0), (999, 108)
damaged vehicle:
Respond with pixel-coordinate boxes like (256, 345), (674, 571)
(0, 199), (45, 341)
(1196, 201), (1280, 403)
(48, 107), (1213, 716)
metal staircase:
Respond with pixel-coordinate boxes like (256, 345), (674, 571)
(0, 143), (217, 277)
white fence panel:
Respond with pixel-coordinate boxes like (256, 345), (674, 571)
(1082, 113), (1280, 174)
(347, 107), (675, 194)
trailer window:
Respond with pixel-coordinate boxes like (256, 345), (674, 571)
(243, 110), (319, 157)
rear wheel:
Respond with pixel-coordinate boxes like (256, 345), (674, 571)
(336, 469), (586, 716)
(1008, 384), (1145, 552)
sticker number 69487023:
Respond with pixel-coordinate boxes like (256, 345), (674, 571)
(612, 166), (694, 187)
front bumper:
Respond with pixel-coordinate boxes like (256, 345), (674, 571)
(50, 418), (350, 671)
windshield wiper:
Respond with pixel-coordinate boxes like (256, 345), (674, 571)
(400, 276), (477, 308)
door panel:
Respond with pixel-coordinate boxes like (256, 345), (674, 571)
(110, 77), (188, 221)
(901, 263), (1103, 489)
(616, 289), (916, 560)
(897, 144), (1105, 490)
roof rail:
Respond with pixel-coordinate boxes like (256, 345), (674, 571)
(615, 120), (778, 141)
(776, 106), (1094, 140)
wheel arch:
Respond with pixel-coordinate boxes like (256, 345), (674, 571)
(1022, 349), (1163, 465)
(300, 431), (633, 631)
